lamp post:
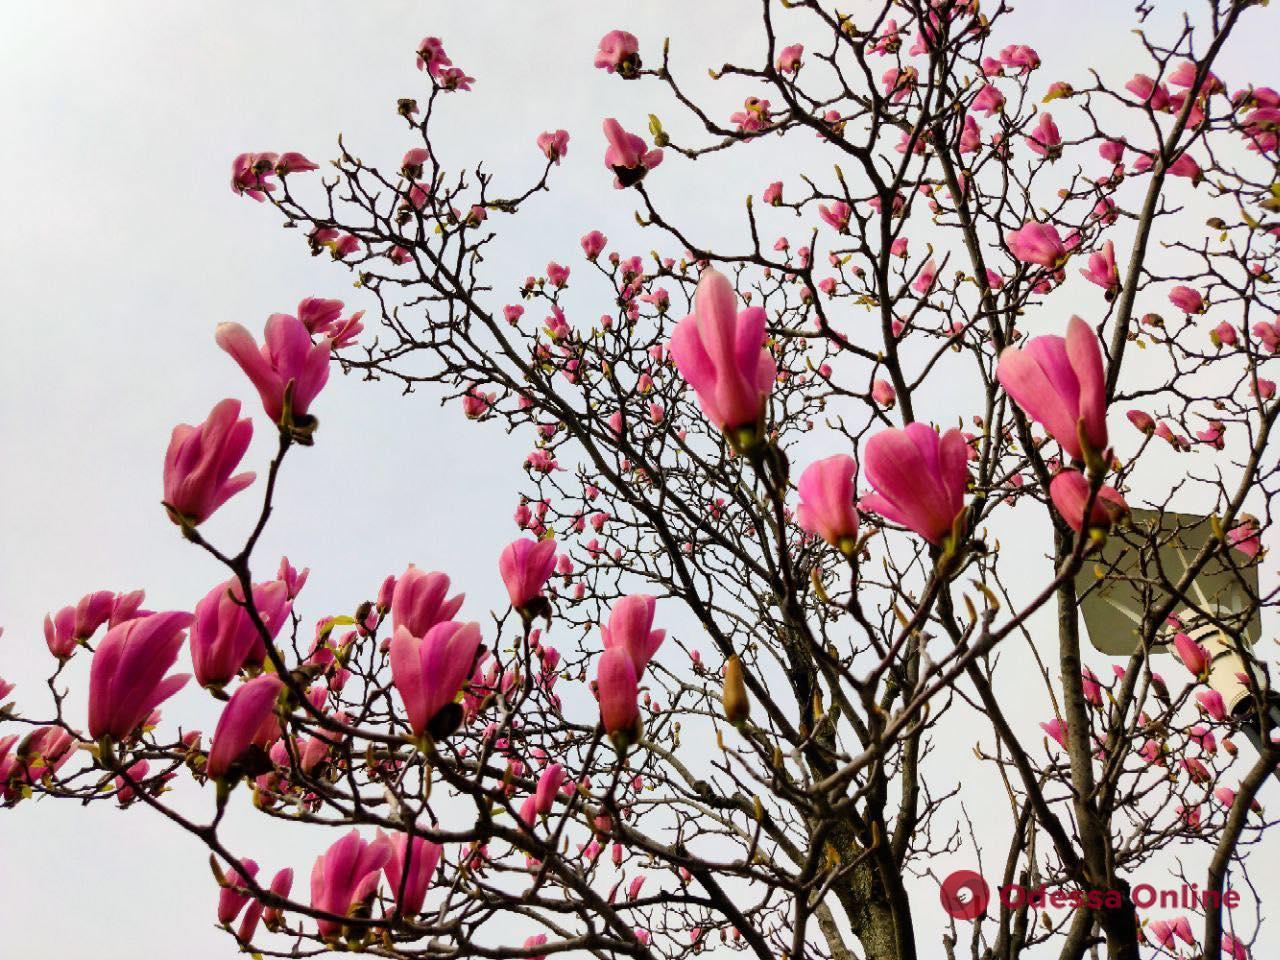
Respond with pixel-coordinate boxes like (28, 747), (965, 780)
(1075, 508), (1276, 756)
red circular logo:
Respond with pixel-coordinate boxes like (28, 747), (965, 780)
(940, 870), (989, 920)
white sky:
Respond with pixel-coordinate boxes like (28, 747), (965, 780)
(2, 1), (1277, 957)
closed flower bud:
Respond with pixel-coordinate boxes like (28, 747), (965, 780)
(722, 655), (750, 724)
(163, 399), (256, 527)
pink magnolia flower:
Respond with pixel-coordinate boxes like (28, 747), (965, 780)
(460, 388), (493, 419)
(581, 230), (607, 261)
(1127, 409), (1156, 434)
(1222, 933), (1249, 960)
(796, 455), (860, 550)
(776, 43), (803, 74)
(1099, 138), (1125, 164)
(234, 891), (270, 944)
(1048, 471), (1129, 533)
(43, 590), (120, 659)
(594, 30), (640, 77)
(1092, 202), (1120, 232)
(296, 298), (344, 336)
(895, 129), (927, 156)
(216, 312), (330, 433)
(310, 830), (392, 940)
(378, 830), (442, 917)
(218, 859), (260, 926)
(1252, 319), (1280, 353)
(601, 595), (666, 675)
(1081, 668), (1102, 706)
(602, 118), (663, 189)
(190, 578), (292, 688)
(436, 66), (474, 92)
(1167, 152), (1203, 184)
(535, 763), (566, 815)
(416, 36), (451, 77)
(536, 129), (569, 165)
(1169, 285), (1206, 314)
(1197, 421), (1225, 449)
(1126, 73), (1171, 110)
(108, 590), (148, 627)
(871, 19), (901, 55)
(1243, 106), (1280, 152)
(996, 316), (1108, 463)
(390, 621), (483, 737)
(872, 379), (897, 408)
(41, 611), (77, 665)
(913, 258), (937, 295)
(641, 289), (670, 314)
(1169, 60), (1220, 93)
(1042, 80), (1074, 103)
(1172, 634), (1203, 680)
(1235, 85), (1280, 110)
(861, 423), (968, 545)
(1148, 920), (1174, 947)
(499, 538), (558, 612)
(1079, 241), (1119, 297)
(668, 268), (776, 438)
(0, 727), (74, 799)
(401, 180), (432, 213)
(971, 84), (1005, 117)
(276, 152), (317, 176)
(1000, 44), (1040, 72)
(1025, 112), (1062, 158)
(1197, 688), (1229, 722)
(817, 200), (852, 233)
(1169, 916), (1195, 946)
(1210, 322), (1238, 348)
(376, 576), (398, 614)
(400, 148), (430, 178)
(730, 96), (771, 132)
(1005, 220), (1069, 268)
(262, 868), (295, 928)
(163, 398), (256, 527)
(1040, 717), (1068, 749)
(88, 611), (194, 740)
(882, 66), (917, 101)
(230, 153), (277, 201)
(392, 567), (465, 638)
(1228, 517), (1263, 559)
(206, 674), (283, 779)
(328, 311), (364, 350)
(329, 233), (361, 259)
(546, 261), (570, 287)
(597, 647), (640, 739)
(1189, 725), (1217, 754)
(113, 758), (151, 806)
(503, 305), (528, 328)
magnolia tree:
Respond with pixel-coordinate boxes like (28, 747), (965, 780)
(5, 1), (1280, 958)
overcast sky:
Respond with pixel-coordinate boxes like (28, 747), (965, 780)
(2, 2), (1277, 957)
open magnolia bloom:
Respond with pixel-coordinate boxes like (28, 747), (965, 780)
(7, 5), (1280, 960)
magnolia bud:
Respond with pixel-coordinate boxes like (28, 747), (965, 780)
(722, 655), (750, 724)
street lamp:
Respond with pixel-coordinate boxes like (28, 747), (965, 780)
(1075, 508), (1277, 755)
